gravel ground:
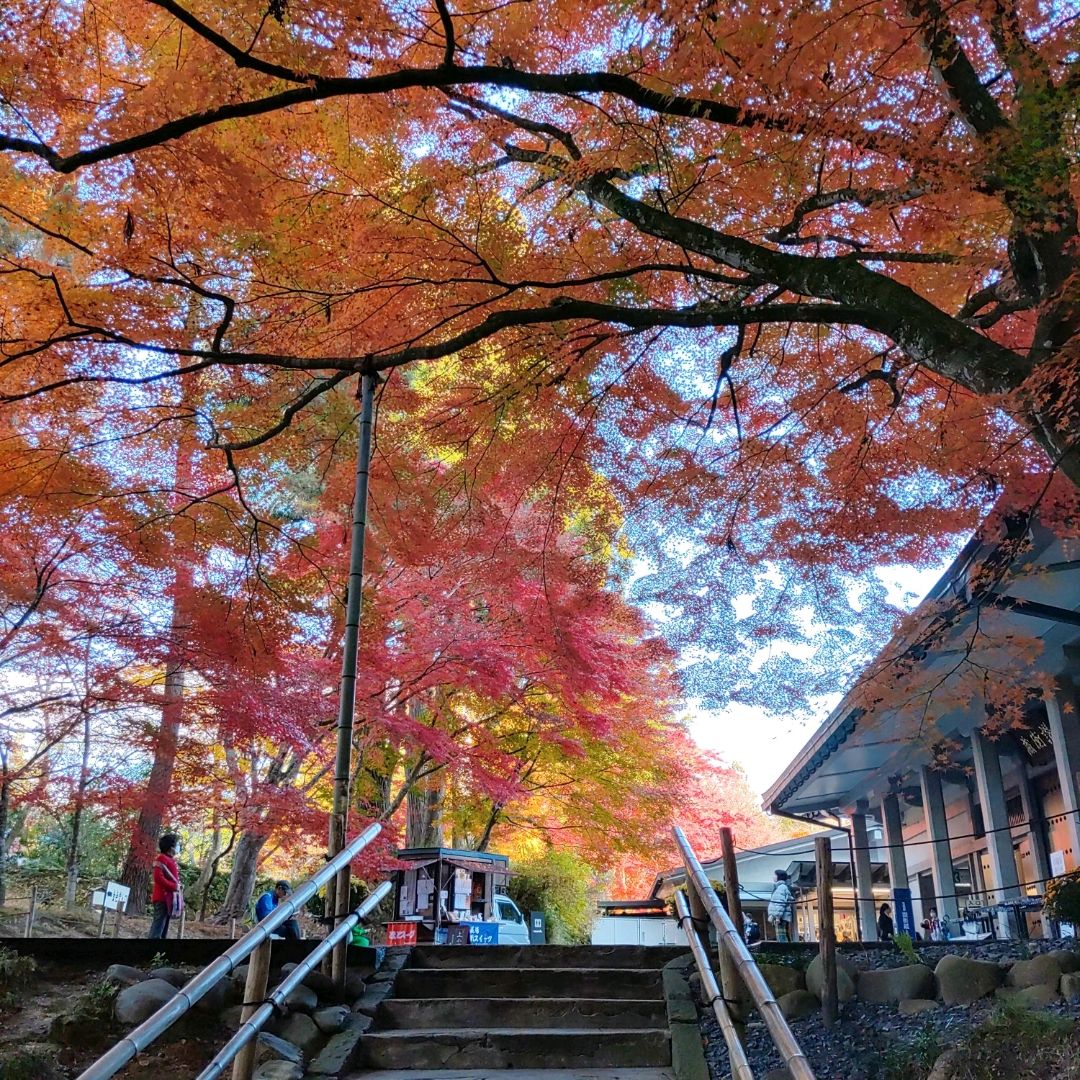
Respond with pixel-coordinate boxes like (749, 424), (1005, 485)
(700, 939), (1080, 1080)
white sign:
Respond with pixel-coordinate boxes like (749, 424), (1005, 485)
(92, 881), (131, 911)
(1051, 850), (1067, 877)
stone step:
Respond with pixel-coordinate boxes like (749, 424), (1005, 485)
(408, 946), (686, 971)
(358, 1028), (671, 1070)
(351, 1069), (676, 1079)
(393, 968), (665, 1001)
(376, 997), (667, 1030)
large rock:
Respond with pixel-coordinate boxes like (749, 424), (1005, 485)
(857, 964), (935, 1003)
(115, 978), (179, 1026)
(934, 954), (1003, 1005)
(899, 998), (938, 1016)
(104, 964), (148, 988)
(282, 983), (319, 1014)
(192, 975), (232, 1014)
(313, 1005), (351, 1034)
(927, 1048), (963, 1080)
(1061, 972), (1080, 1004)
(266, 1012), (322, 1057)
(343, 969), (366, 1000)
(149, 966), (190, 988)
(252, 1063), (303, 1080)
(806, 954), (855, 1003)
(777, 989), (818, 1020)
(758, 963), (805, 999)
(1006, 950), (1080, 989)
(254, 1032), (303, 1068)
(996, 983), (1060, 1009)
(301, 970), (340, 1002)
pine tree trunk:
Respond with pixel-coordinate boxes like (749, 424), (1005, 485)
(215, 831), (268, 920)
(65, 706), (92, 909)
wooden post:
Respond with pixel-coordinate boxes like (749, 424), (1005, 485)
(720, 828), (744, 942)
(230, 917), (237, 939)
(232, 937), (272, 1080)
(331, 864), (351, 985)
(97, 900), (109, 938)
(688, 877), (743, 1042)
(113, 899), (126, 938)
(179, 904), (187, 940)
(815, 835), (838, 1028)
(24, 886), (37, 938)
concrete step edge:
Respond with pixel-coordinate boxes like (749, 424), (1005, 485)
(363, 1028), (671, 1037)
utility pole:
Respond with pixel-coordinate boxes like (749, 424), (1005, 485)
(327, 371), (377, 984)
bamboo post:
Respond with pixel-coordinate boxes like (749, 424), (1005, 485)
(24, 886), (37, 938)
(720, 827), (744, 942)
(327, 371), (377, 984)
(674, 890), (753, 1080)
(674, 826), (815, 1080)
(113, 899), (126, 939)
(231, 938), (272, 1080)
(97, 900), (109, 938)
(815, 835), (838, 1028)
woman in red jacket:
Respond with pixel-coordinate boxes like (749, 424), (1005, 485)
(149, 833), (181, 939)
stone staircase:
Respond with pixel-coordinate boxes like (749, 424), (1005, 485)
(349, 944), (686, 1078)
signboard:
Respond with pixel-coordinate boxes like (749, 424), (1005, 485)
(1051, 850), (1067, 877)
(386, 921), (418, 946)
(529, 910), (547, 945)
(91, 881), (131, 912)
(468, 921), (499, 945)
(892, 887), (916, 938)
(445, 925), (471, 945)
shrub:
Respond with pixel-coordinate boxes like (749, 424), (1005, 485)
(882, 1028), (942, 1080)
(0, 947), (36, 1009)
(1043, 869), (1080, 927)
(894, 932), (919, 965)
(507, 849), (597, 944)
(0, 1047), (63, 1080)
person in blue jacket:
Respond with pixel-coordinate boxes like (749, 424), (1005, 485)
(255, 880), (301, 939)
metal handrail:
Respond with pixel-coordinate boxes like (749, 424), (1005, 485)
(76, 822), (382, 1080)
(673, 890), (753, 1080)
(674, 826), (815, 1080)
(195, 879), (392, 1080)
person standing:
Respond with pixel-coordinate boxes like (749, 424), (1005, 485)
(149, 833), (181, 939)
(255, 880), (302, 939)
(768, 870), (796, 942)
(878, 902), (894, 942)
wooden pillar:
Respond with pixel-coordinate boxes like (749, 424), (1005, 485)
(113, 899), (126, 939)
(720, 827), (744, 942)
(815, 835), (837, 1028)
(1046, 687), (1080, 871)
(972, 730), (1022, 902)
(96, 901), (108, 938)
(919, 765), (960, 921)
(881, 793), (909, 896)
(232, 938), (272, 1080)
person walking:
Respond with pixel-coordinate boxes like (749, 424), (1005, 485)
(878, 902), (894, 942)
(768, 870), (796, 942)
(255, 880), (302, 939)
(149, 833), (181, 939)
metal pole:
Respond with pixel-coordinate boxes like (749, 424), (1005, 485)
(328, 370), (377, 985)
(674, 891), (753, 1080)
(674, 826), (814, 1080)
(25, 886), (37, 938)
(76, 823), (381, 1080)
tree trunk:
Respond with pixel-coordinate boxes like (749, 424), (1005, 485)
(119, 365), (198, 907)
(215, 831), (269, 920)
(65, 705), (92, 909)
(0, 767), (9, 907)
(119, 648), (186, 907)
(406, 773), (446, 848)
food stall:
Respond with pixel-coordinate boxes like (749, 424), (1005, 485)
(387, 847), (510, 944)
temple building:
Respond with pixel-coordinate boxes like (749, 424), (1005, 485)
(762, 510), (1080, 940)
